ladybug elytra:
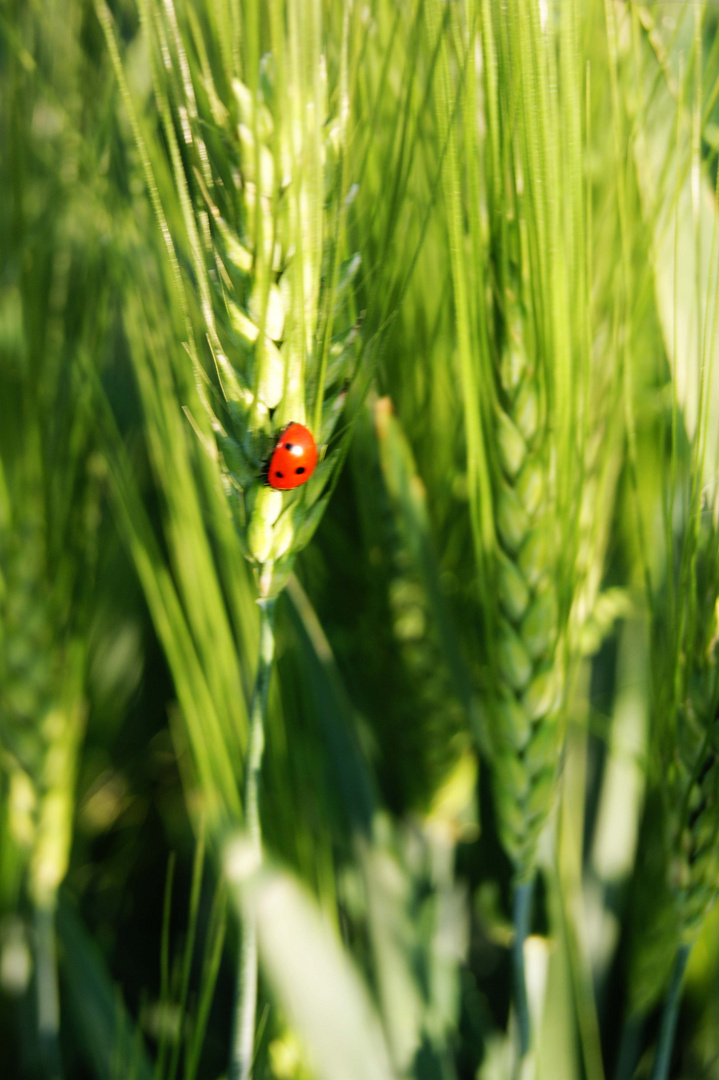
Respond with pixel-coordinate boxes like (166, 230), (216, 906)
(267, 422), (318, 490)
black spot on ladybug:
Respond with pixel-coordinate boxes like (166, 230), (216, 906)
(295, 467), (305, 475)
(284, 443), (293, 451)
(275, 471), (284, 479)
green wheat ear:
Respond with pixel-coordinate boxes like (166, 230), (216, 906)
(488, 286), (565, 878)
(625, 514), (719, 1035)
(478, 0), (625, 888)
(217, 86), (361, 599)
(101, 0), (362, 602)
(654, 526), (719, 938)
(192, 62), (361, 599)
(0, 495), (82, 911)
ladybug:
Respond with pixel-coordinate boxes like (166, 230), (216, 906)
(266, 422), (318, 490)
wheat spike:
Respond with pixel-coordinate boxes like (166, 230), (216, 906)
(488, 290), (564, 878)
(122, 0), (362, 602)
(657, 529), (719, 938)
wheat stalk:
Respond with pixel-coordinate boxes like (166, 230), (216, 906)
(468, 0), (589, 889)
(427, 0), (592, 884)
(426, 0), (628, 1063)
(96, 2), (369, 1074)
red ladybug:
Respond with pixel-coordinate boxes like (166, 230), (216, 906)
(267, 422), (318, 490)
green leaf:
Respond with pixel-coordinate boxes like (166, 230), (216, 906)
(224, 842), (395, 1080)
(630, 6), (719, 482)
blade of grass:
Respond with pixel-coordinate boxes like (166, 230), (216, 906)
(224, 843), (394, 1080)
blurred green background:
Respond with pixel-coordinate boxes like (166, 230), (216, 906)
(4, 2), (719, 1080)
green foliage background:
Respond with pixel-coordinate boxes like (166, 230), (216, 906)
(4, 2), (719, 1080)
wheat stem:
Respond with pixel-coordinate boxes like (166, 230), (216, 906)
(512, 878), (534, 1069)
(229, 597), (276, 1080)
(650, 943), (691, 1080)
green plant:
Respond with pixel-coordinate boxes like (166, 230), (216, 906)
(419, 0), (624, 1063)
(0, 2), (118, 1072)
(6, 2), (719, 1079)
(94, 0), (442, 1074)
